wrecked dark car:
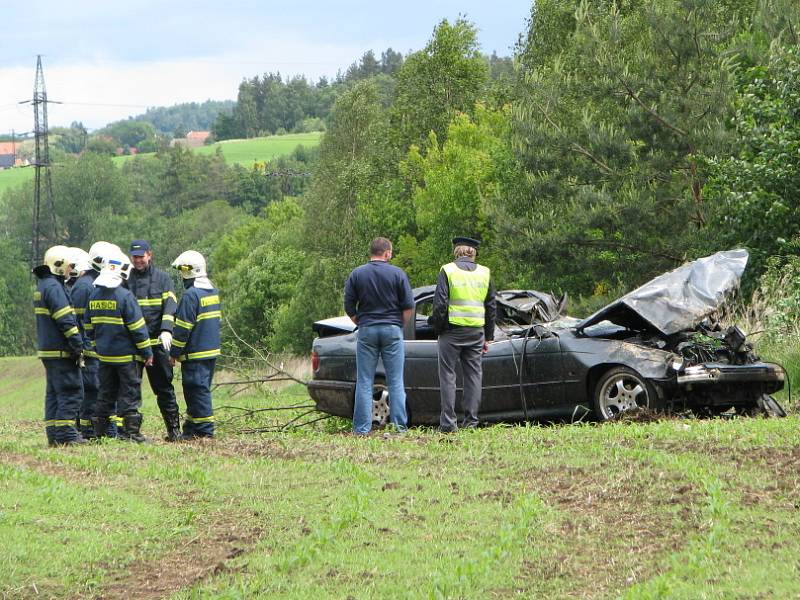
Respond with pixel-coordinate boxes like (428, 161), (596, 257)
(309, 250), (785, 426)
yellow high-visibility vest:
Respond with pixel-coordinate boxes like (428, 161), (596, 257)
(443, 262), (490, 327)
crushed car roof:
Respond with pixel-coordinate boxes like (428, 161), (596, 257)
(576, 249), (749, 336)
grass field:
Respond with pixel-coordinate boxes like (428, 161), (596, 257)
(1, 355), (798, 599)
(193, 132), (322, 165)
(0, 132), (323, 197)
(0, 166), (35, 198)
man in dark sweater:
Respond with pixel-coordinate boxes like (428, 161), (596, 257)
(344, 238), (414, 435)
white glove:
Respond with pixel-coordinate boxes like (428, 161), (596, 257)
(159, 331), (173, 351)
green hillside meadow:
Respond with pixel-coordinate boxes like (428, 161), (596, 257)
(0, 132), (322, 197)
(2, 355), (799, 598)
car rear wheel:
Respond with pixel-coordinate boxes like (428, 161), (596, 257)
(594, 367), (655, 421)
(371, 384), (390, 426)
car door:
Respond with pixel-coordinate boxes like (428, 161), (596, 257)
(402, 295), (443, 424)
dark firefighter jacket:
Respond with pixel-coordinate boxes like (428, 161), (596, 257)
(85, 285), (154, 364)
(170, 284), (221, 361)
(125, 264), (177, 346)
(70, 270), (99, 355)
(33, 268), (84, 359)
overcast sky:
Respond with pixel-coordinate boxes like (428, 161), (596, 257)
(0, 0), (532, 133)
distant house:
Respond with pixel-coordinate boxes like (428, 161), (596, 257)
(186, 131), (210, 145)
(0, 141), (15, 169)
(172, 130), (211, 149)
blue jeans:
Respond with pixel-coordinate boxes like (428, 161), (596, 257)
(353, 324), (408, 434)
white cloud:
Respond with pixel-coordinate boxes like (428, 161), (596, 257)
(0, 38), (367, 132)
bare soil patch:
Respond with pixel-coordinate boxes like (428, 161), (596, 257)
(96, 514), (264, 600)
(514, 462), (703, 598)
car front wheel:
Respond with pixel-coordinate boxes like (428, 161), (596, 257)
(593, 367), (655, 421)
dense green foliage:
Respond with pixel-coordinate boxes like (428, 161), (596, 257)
(705, 46), (800, 278)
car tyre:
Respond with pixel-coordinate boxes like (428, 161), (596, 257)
(593, 366), (656, 421)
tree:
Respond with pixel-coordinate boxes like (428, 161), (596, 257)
(101, 120), (157, 148)
(504, 0), (754, 294)
(392, 18), (489, 149)
(399, 105), (524, 286)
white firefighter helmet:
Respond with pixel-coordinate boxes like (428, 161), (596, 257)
(88, 241), (122, 272)
(172, 250), (207, 279)
(68, 247), (92, 277)
(43, 245), (74, 278)
(95, 251), (133, 287)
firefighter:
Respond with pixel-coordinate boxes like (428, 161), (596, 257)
(125, 240), (181, 441)
(33, 245), (86, 446)
(87, 241), (124, 436)
(67, 247), (99, 440)
(86, 252), (154, 443)
(169, 250), (221, 439)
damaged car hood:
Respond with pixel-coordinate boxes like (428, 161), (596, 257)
(576, 249), (749, 336)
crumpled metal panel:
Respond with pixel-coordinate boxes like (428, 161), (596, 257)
(577, 249), (749, 336)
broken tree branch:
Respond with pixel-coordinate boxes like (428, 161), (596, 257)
(223, 316), (308, 386)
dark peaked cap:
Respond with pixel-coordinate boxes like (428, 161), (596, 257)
(452, 236), (481, 248)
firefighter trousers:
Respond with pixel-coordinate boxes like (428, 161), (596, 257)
(97, 361), (143, 418)
(181, 358), (216, 437)
(138, 344), (179, 416)
(43, 358), (83, 443)
(79, 356), (99, 431)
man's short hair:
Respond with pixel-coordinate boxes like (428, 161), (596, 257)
(454, 245), (477, 259)
(369, 237), (393, 256)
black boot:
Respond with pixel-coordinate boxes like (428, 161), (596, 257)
(161, 410), (182, 442)
(79, 419), (97, 441)
(113, 416), (128, 440)
(52, 425), (88, 446)
(91, 416), (111, 438)
(122, 414), (148, 444)
(45, 425), (56, 447)
(54, 436), (89, 447)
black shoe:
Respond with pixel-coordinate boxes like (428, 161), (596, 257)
(52, 436), (89, 447)
(122, 414), (148, 444)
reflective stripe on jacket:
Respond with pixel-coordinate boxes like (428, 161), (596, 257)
(86, 285), (154, 364)
(70, 270), (99, 354)
(34, 272), (84, 359)
(443, 262), (490, 327)
(170, 286), (222, 362)
(125, 264), (177, 343)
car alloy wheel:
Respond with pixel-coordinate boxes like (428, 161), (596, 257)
(372, 384), (390, 426)
(594, 367), (652, 420)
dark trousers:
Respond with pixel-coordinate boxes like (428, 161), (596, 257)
(138, 344), (178, 415)
(97, 361), (143, 418)
(437, 327), (484, 431)
(79, 357), (99, 429)
(181, 359), (216, 437)
(43, 358), (83, 442)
